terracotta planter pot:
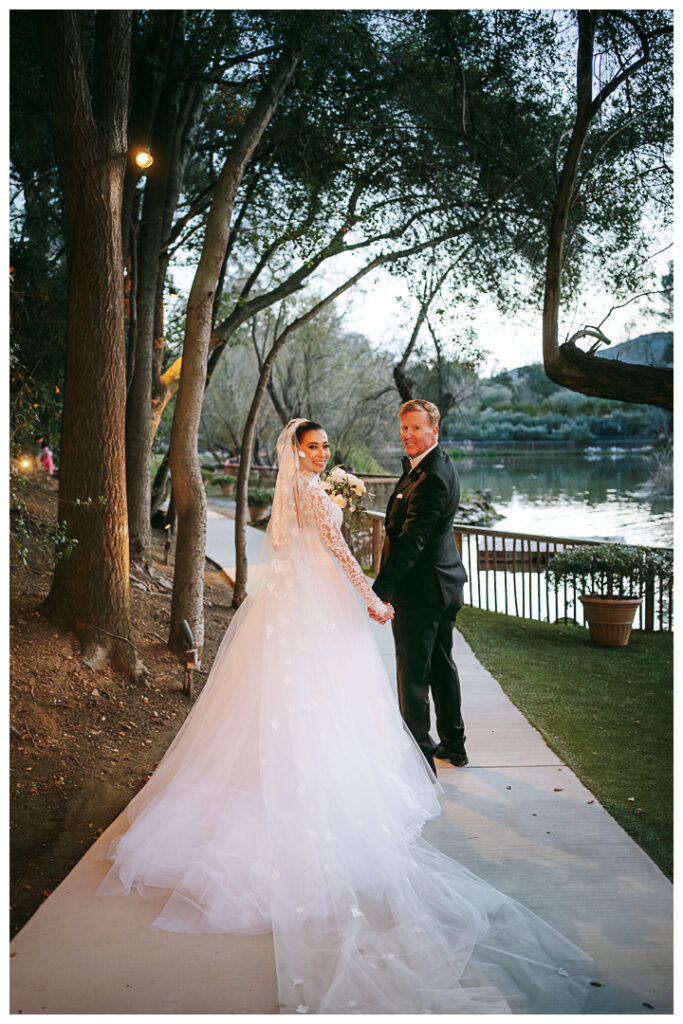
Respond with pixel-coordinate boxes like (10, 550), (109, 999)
(248, 505), (270, 523)
(579, 595), (643, 647)
(220, 482), (235, 496)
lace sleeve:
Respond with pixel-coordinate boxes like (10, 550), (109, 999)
(306, 487), (386, 615)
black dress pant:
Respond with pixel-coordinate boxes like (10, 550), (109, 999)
(391, 597), (465, 769)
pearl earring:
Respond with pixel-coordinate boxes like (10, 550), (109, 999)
(298, 451), (305, 458)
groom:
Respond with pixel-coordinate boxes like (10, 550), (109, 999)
(371, 399), (469, 773)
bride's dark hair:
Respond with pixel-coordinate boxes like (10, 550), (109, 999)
(295, 420), (323, 444)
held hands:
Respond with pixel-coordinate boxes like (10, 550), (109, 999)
(368, 602), (394, 625)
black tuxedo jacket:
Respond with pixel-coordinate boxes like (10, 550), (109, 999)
(372, 444), (468, 608)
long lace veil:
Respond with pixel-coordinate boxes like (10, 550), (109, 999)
(267, 418), (308, 554)
(243, 418), (317, 603)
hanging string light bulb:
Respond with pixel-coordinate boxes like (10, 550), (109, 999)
(131, 146), (153, 170)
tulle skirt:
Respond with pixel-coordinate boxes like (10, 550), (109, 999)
(97, 535), (592, 1013)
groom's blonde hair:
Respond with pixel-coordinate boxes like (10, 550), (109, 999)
(399, 399), (440, 429)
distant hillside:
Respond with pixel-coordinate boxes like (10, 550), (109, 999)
(448, 338), (673, 444)
(595, 331), (673, 368)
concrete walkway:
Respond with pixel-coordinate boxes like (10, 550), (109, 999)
(10, 513), (672, 1013)
(206, 504), (265, 585)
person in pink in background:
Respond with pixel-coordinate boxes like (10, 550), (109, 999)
(41, 444), (54, 476)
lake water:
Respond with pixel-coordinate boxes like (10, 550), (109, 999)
(452, 447), (673, 549)
(366, 445), (672, 629)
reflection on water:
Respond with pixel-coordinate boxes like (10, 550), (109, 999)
(452, 449), (672, 548)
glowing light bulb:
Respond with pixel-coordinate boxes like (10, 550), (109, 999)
(133, 148), (153, 170)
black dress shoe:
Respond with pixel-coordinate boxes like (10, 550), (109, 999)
(434, 745), (469, 767)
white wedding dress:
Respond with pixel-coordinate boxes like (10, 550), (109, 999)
(97, 420), (592, 1013)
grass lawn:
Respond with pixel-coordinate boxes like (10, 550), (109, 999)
(456, 606), (673, 879)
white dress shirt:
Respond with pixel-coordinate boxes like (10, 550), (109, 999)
(409, 441), (438, 471)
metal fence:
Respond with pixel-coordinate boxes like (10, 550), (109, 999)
(355, 511), (672, 632)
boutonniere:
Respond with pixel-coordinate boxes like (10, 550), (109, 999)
(395, 493), (403, 500)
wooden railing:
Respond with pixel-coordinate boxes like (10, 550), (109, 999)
(355, 511), (672, 632)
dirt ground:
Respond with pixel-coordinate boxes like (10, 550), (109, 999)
(10, 474), (235, 938)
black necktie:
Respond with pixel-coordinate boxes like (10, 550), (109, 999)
(401, 456), (411, 475)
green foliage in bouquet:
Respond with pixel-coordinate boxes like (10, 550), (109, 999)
(319, 466), (373, 533)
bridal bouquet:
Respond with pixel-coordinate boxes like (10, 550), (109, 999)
(319, 466), (372, 532)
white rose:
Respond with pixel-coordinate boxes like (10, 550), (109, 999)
(329, 466), (347, 483)
(354, 483), (365, 496)
(332, 494), (347, 508)
(319, 479), (333, 491)
(346, 473), (360, 488)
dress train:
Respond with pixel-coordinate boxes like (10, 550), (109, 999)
(97, 460), (592, 1013)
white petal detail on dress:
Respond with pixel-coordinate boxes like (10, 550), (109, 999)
(95, 420), (593, 1014)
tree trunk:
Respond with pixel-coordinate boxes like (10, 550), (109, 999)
(393, 364), (415, 403)
(125, 186), (159, 558)
(427, 319), (458, 418)
(165, 485), (177, 536)
(126, 14), (187, 559)
(251, 317), (290, 426)
(151, 355), (183, 441)
(151, 452), (171, 515)
(40, 11), (144, 678)
(121, 11), (176, 265)
(146, 169), (259, 432)
(125, 207), (139, 393)
(542, 11), (672, 410)
(169, 47), (303, 655)
(148, 83), (207, 423)
(393, 266), (450, 402)
(151, 251), (169, 405)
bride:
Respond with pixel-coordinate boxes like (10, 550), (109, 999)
(97, 418), (592, 1013)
